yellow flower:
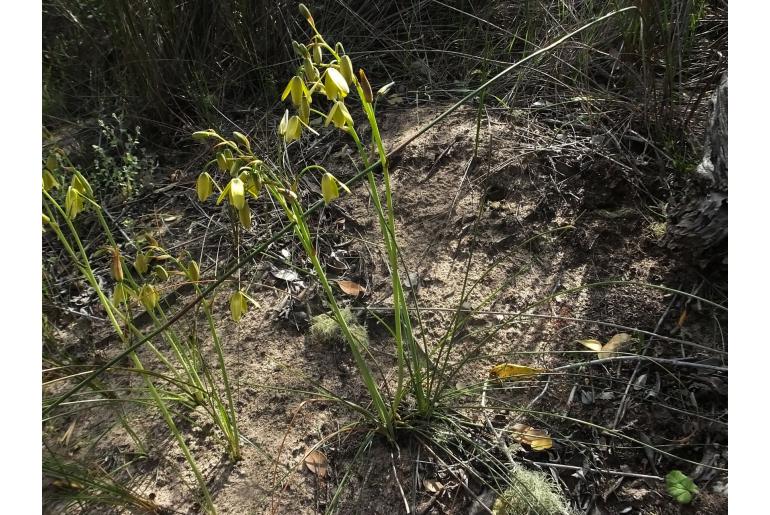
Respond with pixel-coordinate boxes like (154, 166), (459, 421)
(321, 172), (351, 205)
(324, 68), (349, 101)
(324, 101), (353, 129)
(279, 110), (303, 142)
(281, 75), (309, 107)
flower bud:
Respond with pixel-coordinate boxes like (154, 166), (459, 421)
(111, 248), (124, 282)
(154, 265), (169, 282)
(229, 290), (248, 322)
(340, 55), (355, 85)
(188, 260), (200, 283)
(238, 204), (251, 229)
(359, 69), (373, 103)
(134, 252), (149, 275)
(196, 172), (214, 202)
(298, 4), (314, 26)
(192, 130), (219, 140)
(139, 284), (159, 311)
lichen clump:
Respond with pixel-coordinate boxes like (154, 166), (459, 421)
(309, 308), (368, 347)
(492, 466), (574, 515)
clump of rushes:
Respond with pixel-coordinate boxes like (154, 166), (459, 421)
(43, 152), (242, 513)
(192, 3), (432, 443)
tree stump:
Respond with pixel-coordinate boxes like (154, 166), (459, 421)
(664, 74), (728, 266)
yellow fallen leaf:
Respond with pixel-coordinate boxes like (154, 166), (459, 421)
(489, 363), (543, 380)
(336, 279), (366, 297)
(304, 449), (328, 478)
(577, 333), (632, 358)
(528, 435), (553, 451)
(510, 423), (553, 451)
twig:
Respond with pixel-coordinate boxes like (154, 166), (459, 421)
(418, 135), (460, 184)
(391, 451), (411, 514)
(524, 460), (663, 481)
(554, 355), (727, 373)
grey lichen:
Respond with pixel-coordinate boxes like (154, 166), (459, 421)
(492, 467), (574, 515)
(308, 308), (368, 348)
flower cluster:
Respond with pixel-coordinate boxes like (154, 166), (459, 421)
(278, 10), (358, 143)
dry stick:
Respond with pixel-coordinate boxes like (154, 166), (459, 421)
(391, 451), (411, 514)
(554, 355), (727, 373)
(524, 461), (663, 481)
(44, 6), (638, 415)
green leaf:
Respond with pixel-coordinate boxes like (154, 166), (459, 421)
(666, 470), (698, 504)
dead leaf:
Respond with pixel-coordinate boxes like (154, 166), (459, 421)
(599, 333), (631, 358)
(577, 339), (603, 352)
(336, 279), (366, 297)
(304, 449), (328, 478)
(423, 478), (444, 493)
(677, 308), (688, 328)
(489, 363), (543, 380)
(59, 419), (77, 447)
(271, 268), (300, 282)
(577, 333), (632, 358)
(510, 423), (553, 451)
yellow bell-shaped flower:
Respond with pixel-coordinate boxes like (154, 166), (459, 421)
(281, 75), (308, 107)
(324, 101), (353, 129)
(279, 110), (303, 142)
(324, 68), (349, 101)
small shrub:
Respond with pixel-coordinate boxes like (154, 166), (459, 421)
(90, 113), (156, 200)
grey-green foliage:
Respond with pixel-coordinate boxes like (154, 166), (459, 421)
(91, 113), (156, 200)
(492, 467), (574, 515)
(309, 308), (368, 348)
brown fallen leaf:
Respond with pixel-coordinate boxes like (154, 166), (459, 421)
(677, 308), (688, 328)
(599, 333), (631, 358)
(489, 363), (543, 380)
(304, 449), (328, 478)
(336, 279), (366, 297)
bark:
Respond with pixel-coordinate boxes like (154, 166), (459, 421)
(664, 74), (728, 265)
